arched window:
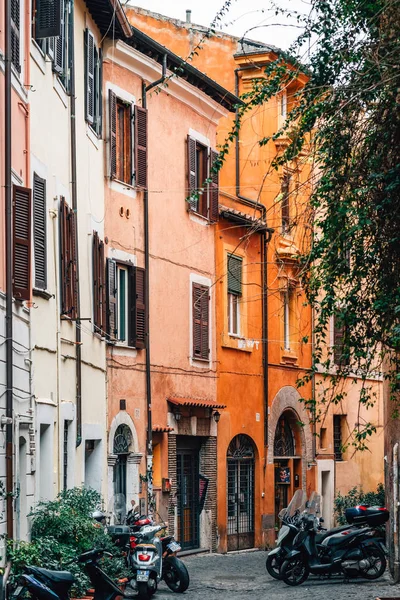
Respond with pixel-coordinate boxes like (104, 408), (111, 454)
(113, 424), (132, 454)
(274, 414), (295, 457)
(227, 434), (255, 459)
(113, 424), (132, 498)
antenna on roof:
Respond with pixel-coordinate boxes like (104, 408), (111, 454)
(186, 10), (191, 24)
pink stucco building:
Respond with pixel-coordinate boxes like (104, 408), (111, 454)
(103, 32), (238, 550)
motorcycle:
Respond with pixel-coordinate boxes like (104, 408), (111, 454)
(107, 496), (189, 599)
(266, 490), (362, 579)
(280, 494), (389, 586)
(10, 549), (125, 600)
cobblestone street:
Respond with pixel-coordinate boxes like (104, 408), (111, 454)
(155, 551), (400, 600)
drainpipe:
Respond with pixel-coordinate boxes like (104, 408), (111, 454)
(234, 67), (272, 448)
(69, 0), (82, 447)
(141, 54), (167, 510)
(394, 443), (399, 580)
(5, 0), (14, 541)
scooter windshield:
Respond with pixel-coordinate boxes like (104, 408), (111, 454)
(279, 489), (307, 520)
(108, 493), (127, 524)
(306, 491), (321, 516)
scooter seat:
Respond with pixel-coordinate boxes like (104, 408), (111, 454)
(27, 566), (75, 584)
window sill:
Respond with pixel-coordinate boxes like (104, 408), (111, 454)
(31, 40), (47, 74)
(109, 178), (138, 198)
(189, 211), (210, 227)
(190, 356), (211, 369)
(53, 73), (69, 108)
(33, 288), (53, 300)
(109, 344), (138, 358)
(86, 123), (101, 149)
(221, 333), (257, 352)
(281, 351), (298, 365)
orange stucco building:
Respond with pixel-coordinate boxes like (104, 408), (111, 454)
(126, 7), (316, 552)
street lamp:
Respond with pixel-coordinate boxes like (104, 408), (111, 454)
(213, 410), (221, 423)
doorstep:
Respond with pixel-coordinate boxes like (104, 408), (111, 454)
(179, 547), (210, 557)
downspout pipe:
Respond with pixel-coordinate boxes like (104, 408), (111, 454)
(69, 0), (82, 447)
(141, 53), (167, 509)
(235, 67), (272, 447)
(5, 0), (14, 540)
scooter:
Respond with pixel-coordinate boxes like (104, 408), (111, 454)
(10, 549), (126, 600)
(266, 490), (352, 579)
(280, 495), (389, 586)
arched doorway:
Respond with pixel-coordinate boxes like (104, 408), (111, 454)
(273, 411), (302, 527)
(113, 424), (132, 498)
(227, 434), (256, 551)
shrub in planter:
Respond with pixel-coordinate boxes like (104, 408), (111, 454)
(334, 483), (385, 525)
(8, 488), (129, 597)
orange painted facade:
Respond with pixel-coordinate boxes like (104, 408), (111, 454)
(126, 8), (316, 552)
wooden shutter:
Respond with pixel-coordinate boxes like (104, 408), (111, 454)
(53, 0), (64, 74)
(281, 173), (290, 231)
(13, 186), (31, 301)
(209, 149), (219, 223)
(11, 0), (21, 72)
(134, 105), (148, 189)
(59, 197), (77, 318)
(187, 135), (197, 211)
(333, 316), (349, 366)
(35, 0), (61, 38)
(227, 254), (242, 296)
(132, 267), (146, 349)
(109, 90), (117, 179)
(192, 283), (209, 360)
(92, 231), (105, 334)
(106, 258), (117, 341)
(85, 29), (95, 124)
(33, 173), (47, 290)
(95, 48), (103, 136)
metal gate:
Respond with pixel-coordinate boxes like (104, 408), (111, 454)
(227, 434), (255, 551)
(177, 450), (200, 550)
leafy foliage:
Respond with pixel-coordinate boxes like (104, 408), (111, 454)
(8, 488), (128, 596)
(334, 483), (385, 525)
(218, 0), (400, 449)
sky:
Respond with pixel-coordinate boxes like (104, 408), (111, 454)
(126, 0), (308, 50)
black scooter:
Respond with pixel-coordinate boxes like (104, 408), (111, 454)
(7, 549), (125, 600)
(280, 507), (388, 586)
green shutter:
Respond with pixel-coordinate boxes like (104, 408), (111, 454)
(227, 254), (242, 296)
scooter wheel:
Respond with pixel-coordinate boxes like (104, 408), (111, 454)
(266, 553), (282, 579)
(281, 556), (310, 586)
(360, 547), (387, 580)
(137, 582), (151, 599)
(163, 556), (190, 592)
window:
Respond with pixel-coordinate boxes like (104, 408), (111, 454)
(192, 283), (210, 360)
(283, 291), (291, 351)
(13, 185), (32, 301)
(92, 231), (105, 335)
(333, 315), (349, 366)
(11, 0), (21, 72)
(32, 0), (61, 40)
(319, 427), (327, 449)
(85, 29), (102, 135)
(63, 420), (69, 491)
(33, 173), (47, 290)
(109, 91), (148, 188)
(227, 254), (242, 336)
(281, 172), (291, 232)
(280, 91), (287, 119)
(59, 197), (77, 318)
(333, 415), (344, 460)
(187, 136), (219, 222)
(106, 259), (146, 348)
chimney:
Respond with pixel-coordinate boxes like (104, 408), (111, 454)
(186, 9), (191, 24)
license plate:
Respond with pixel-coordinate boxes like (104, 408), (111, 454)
(136, 571), (150, 582)
(13, 587), (23, 598)
(167, 542), (181, 552)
